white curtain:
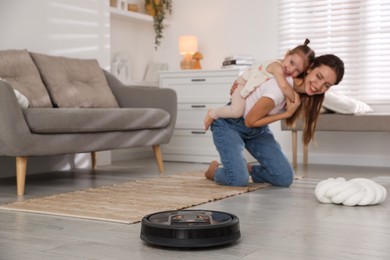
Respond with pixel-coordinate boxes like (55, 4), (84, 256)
(278, 0), (390, 104)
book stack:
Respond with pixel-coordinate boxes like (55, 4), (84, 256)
(222, 55), (254, 69)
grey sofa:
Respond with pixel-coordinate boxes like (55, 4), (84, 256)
(0, 50), (177, 196)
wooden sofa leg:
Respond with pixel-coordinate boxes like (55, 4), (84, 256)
(292, 130), (298, 168)
(16, 156), (28, 196)
(152, 145), (164, 174)
(91, 151), (97, 170)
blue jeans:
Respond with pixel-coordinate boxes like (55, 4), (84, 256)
(211, 117), (294, 187)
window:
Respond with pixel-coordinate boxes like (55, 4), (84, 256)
(278, 0), (390, 104)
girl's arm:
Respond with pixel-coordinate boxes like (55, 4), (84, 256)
(267, 62), (295, 102)
(245, 92), (300, 128)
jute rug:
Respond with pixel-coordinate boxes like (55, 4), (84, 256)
(0, 172), (269, 224)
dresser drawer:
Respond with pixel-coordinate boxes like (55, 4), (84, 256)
(160, 69), (241, 85)
(162, 129), (220, 162)
(160, 69), (241, 103)
(176, 103), (226, 129)
(162, 80), (233, 103)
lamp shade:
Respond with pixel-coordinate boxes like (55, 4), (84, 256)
(179, 35), (198, 55)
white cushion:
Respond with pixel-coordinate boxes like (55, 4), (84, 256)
(315, 177), (387, 206)
(323, 91), (373, 114)
(0, 77), (29, 108)
(14, 88), (29, 108)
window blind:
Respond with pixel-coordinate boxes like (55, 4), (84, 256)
(278, 0), (390, 104)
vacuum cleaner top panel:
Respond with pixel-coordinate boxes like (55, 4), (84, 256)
(147, 210), (234, 227)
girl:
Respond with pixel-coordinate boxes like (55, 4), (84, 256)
(204, 39), (315, 130)
(205, 54), (345, 187)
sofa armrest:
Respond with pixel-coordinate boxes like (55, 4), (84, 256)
(0, 81), (33, 154)
(103, 70), (177, 125)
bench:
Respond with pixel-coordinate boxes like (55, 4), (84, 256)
(281, 113), (390, 168)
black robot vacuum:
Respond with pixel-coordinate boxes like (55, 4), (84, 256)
(140, 210), (241, 248)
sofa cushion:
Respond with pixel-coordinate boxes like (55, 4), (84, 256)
(23, 108), (170, 133)
(30, 53), (119, 108)
(0, 50), (52, 108)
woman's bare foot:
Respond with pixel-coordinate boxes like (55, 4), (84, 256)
(204, 110), (215, 131)
(205, 160), (219, 180)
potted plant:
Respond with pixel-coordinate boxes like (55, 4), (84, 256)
(145, 0), (173, 49)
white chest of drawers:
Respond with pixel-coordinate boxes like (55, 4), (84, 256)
(159, 69), (242, 163)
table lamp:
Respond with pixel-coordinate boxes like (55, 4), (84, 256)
(179, 35), (198, 70)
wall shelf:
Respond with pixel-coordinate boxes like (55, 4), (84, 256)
(109, 7), (171, 25)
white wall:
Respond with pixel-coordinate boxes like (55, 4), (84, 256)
(110, 0), (279, 78)
(0, 0), (111, 177)
(110, 3), (156, 81)
(0, 0), (110, 64)
(155, 0), (279, 71)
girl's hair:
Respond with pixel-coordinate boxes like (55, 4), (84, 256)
(287, 38), (316, 77)
(285, 54), (345, 145)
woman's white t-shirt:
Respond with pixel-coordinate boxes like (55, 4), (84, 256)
(243, 76), (293, 118)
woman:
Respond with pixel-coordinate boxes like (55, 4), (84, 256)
(204, 39), (315, 130)
(205, 54), (345, 187)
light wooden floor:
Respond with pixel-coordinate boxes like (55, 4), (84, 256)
(0, 158), (389, 260)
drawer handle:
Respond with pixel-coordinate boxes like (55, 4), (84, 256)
(191, 131), (206, 134)
(191, 105), (206, 108)
(191, 78), (206, 82)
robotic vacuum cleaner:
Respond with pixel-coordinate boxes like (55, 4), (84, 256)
(140, 210), (241, 248)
